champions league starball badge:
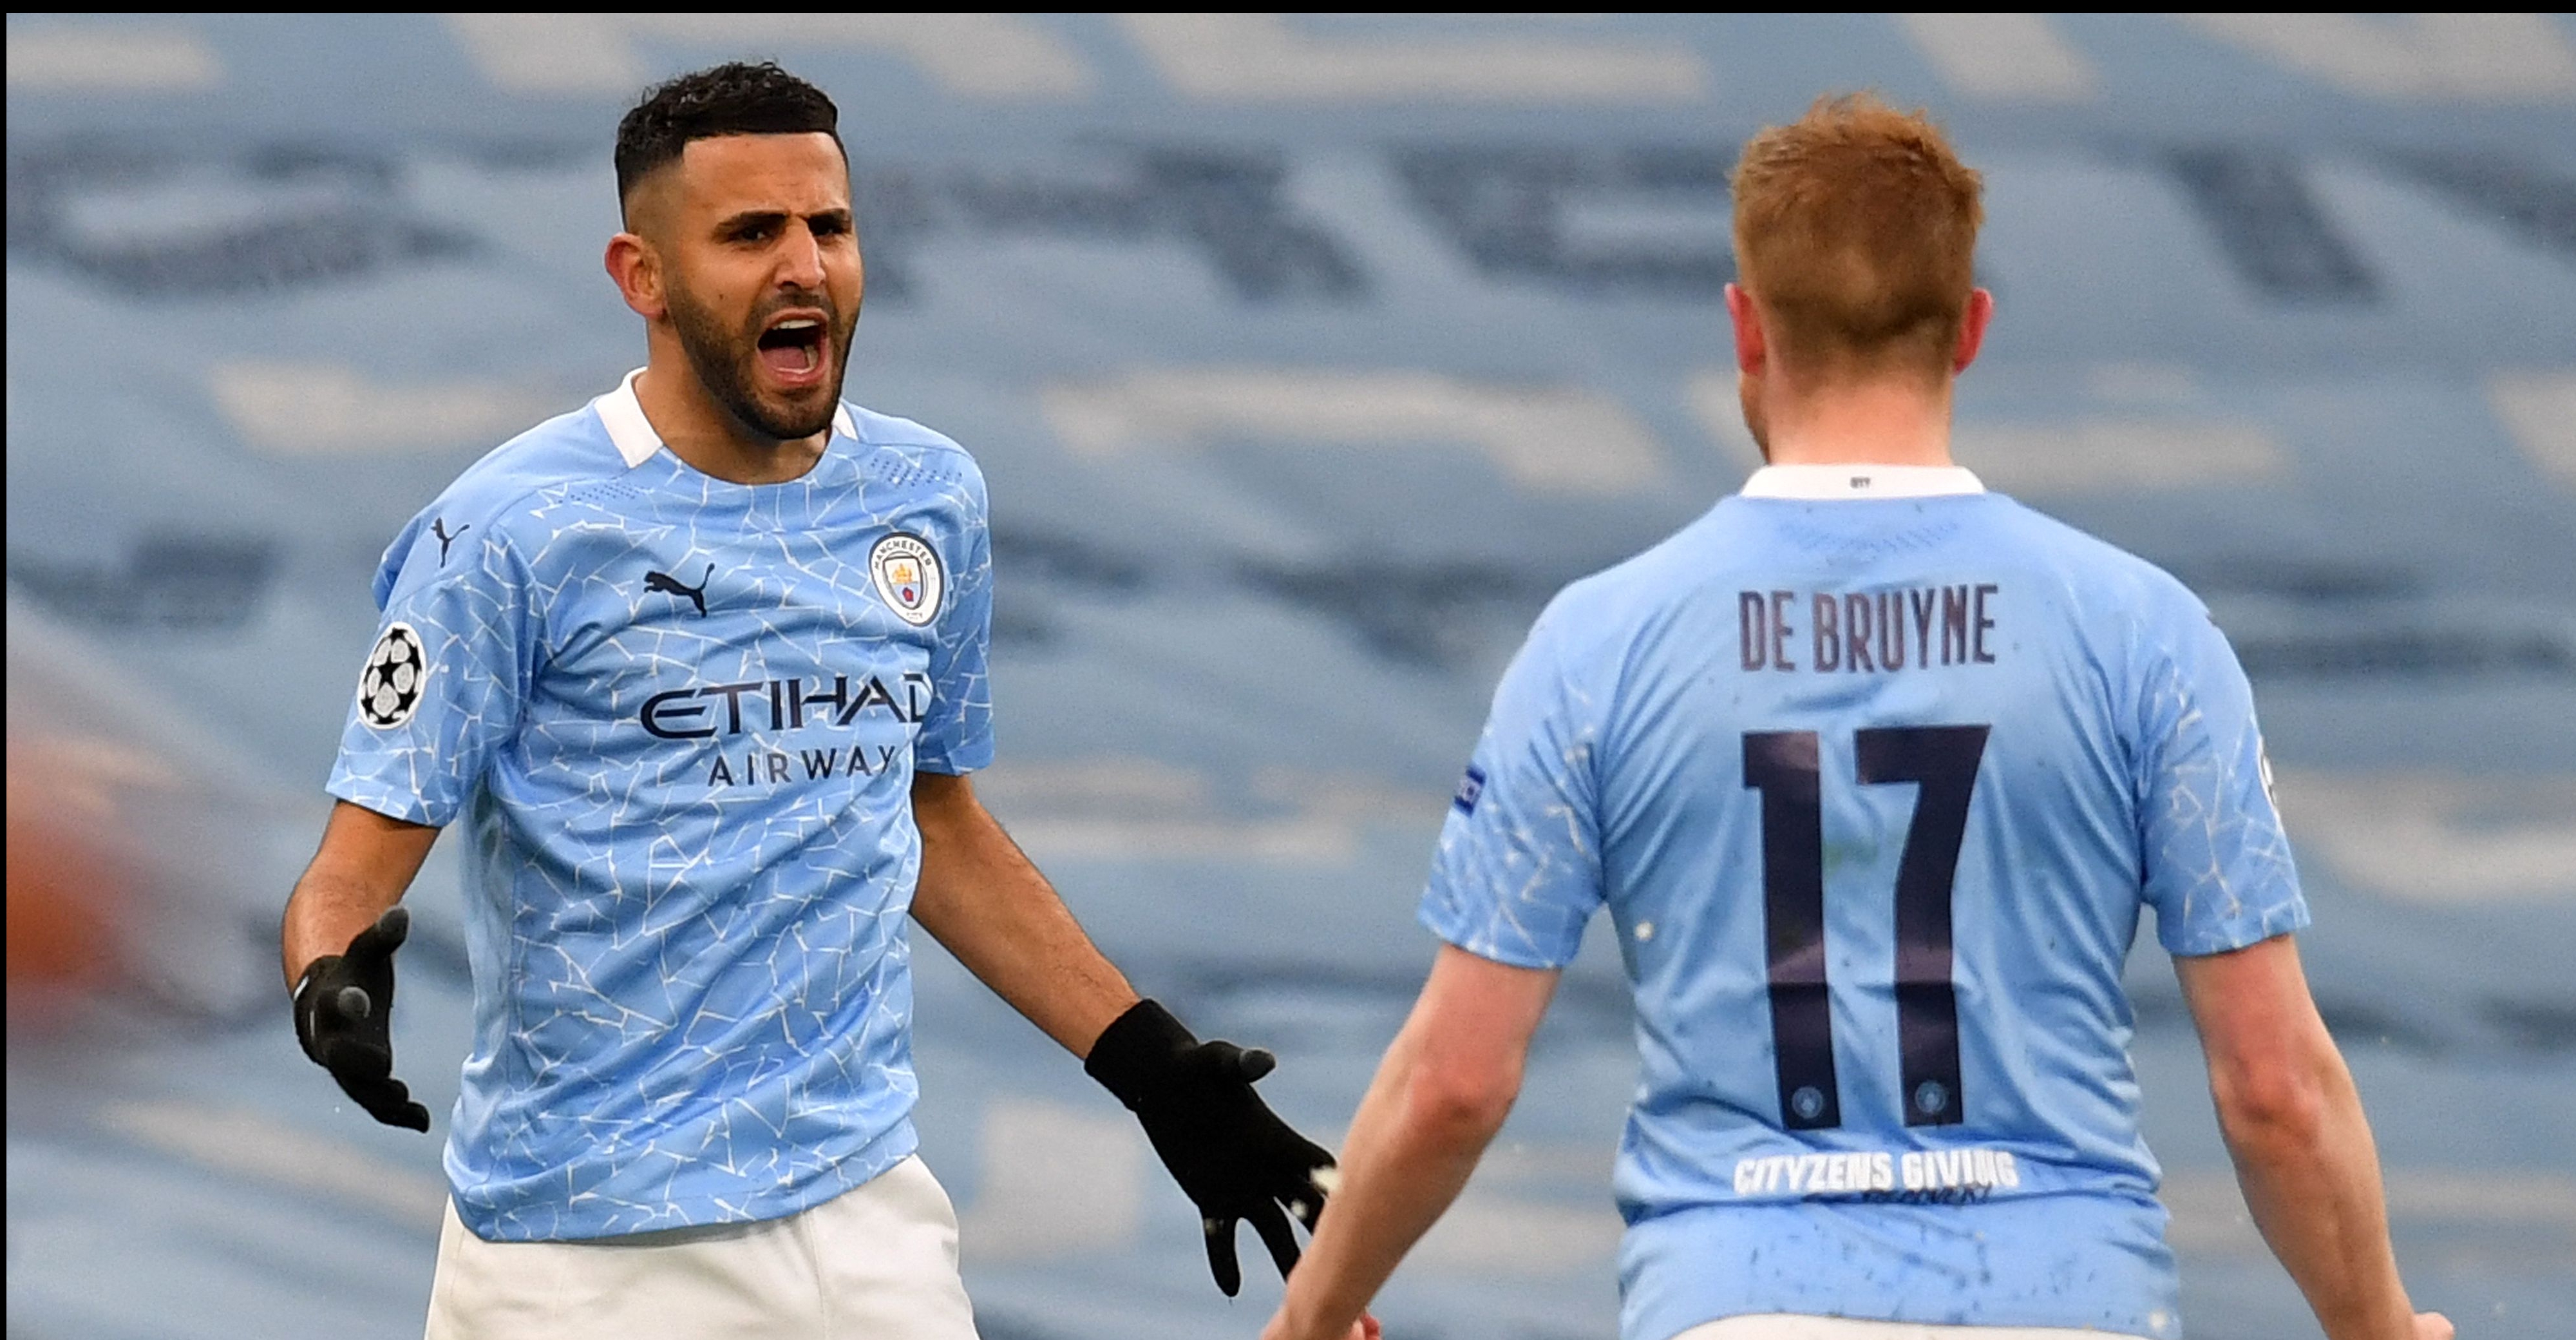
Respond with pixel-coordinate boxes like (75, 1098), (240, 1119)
(868, 532), (943, 627)
(357, 622), (429, 728)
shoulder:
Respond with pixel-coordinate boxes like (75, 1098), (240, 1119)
(1512, 506), (1738, 690)
(843, 403), (985, 500)
(1546, 503), (1745, 636)
(1980, 495), (2209, 628)
(374, 401), (631, 605)
(1974, 499), (2233, 722)
(428, 401), (638, 542)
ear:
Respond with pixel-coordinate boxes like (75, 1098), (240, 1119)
(1951, 287), (1994, 374)
(605, 232), (665, 322)
(1725, 283), (1766, 376)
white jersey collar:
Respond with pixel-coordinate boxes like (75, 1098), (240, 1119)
(594, 367), (859, 470)
(1740, 463), (1985, 500)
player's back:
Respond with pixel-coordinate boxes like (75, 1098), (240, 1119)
(1444, 468), (2301, 1337)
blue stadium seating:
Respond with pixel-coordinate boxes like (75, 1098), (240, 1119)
(8, 15), (2573, 1338)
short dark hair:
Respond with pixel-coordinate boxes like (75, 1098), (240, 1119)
(614, 61), (842, 211)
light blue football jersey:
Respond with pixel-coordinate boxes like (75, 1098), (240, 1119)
(328, 371), (993, 1241)
(1421, 465), (2306, 1340)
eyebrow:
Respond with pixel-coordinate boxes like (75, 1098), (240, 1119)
(713, 207), (852, 236)
(714, 210), (784, 236)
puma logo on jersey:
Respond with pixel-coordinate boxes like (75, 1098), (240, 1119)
(432, 517), (467, 565)
(647, 563), (715, 617)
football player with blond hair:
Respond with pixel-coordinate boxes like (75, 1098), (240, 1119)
(1264, 94), (2450, 1340)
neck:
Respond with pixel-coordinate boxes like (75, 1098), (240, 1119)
(633, 342), (828, 486)
(1757, 373), (1955, 469)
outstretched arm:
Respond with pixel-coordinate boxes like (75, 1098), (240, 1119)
(2175, 934), (2449, 1340)
(279, 799), (443, 1131)
(281, 800), (440, 988)
(906, 769), (1138, 1053)
(1266, 946), (1558, 1340)
(909, 769), (1335, 1297)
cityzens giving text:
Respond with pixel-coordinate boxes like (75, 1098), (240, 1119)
(1733, 1145), (2023, 1206)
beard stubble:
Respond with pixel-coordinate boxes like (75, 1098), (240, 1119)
(665, 281), (852, 443)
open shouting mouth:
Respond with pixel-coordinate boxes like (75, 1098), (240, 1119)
(755, 311), (829, 389)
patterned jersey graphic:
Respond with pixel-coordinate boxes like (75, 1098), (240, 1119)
(328, 374), (993, 1241)
(1422, 486), (2306, 1337)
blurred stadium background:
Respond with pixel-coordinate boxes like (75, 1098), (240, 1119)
(6, 14), (2574, 1339)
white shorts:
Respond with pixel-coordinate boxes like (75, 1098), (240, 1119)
(1676, 1319), (2146, 1340)
(424, 1154), (978, 1340)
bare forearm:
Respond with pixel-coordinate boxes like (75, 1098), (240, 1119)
(1280, 1024), (1508, 1336)
(2222, 1058), (2412, 1340)
(910, 776), (1135, 1055)
(283, 871), (400, 986)
(279, 801), (438, 988)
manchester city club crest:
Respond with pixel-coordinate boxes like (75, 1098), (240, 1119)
(868, 532), (943, 627)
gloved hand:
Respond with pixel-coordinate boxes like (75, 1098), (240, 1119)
(1086, 998), (1335, 1296)
(292, 906), (431, 1132)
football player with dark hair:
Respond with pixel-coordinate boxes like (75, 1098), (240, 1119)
(283, 61), (1341, 1339)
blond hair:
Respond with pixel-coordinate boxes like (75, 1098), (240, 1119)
(1731, 93), (1984, 380)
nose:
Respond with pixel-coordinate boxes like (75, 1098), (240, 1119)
(776, 220), (826, 291)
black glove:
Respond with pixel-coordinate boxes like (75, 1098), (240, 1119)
(292, 907), (431, 1132)
(1086, 998), (1334, 1297)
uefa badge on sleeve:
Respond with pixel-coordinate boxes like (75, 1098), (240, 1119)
(869, 532), (943, 627)
(357, 622), (428, 729)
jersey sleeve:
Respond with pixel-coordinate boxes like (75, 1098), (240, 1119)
(1417, 598), (1609, 969)
(2134, 602), (2309, 956)
(913, 469), (993, 775)
(325, 512), (538, 827)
